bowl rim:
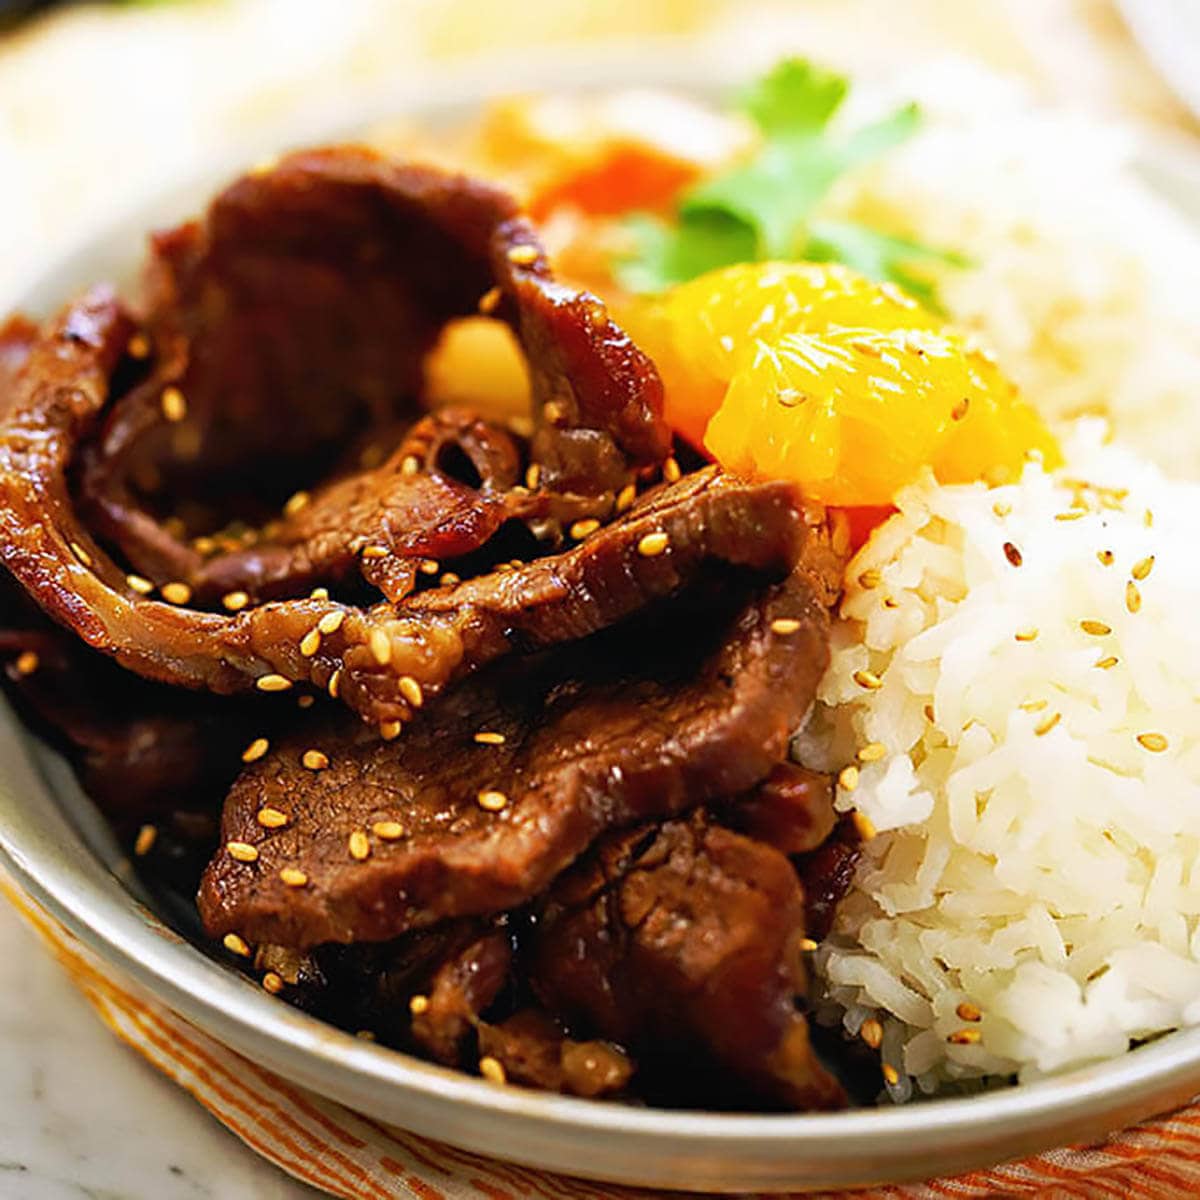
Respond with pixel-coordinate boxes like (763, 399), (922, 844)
(5, 44), (1200, 1192)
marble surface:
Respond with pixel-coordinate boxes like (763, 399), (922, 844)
(0, 901), (319, 1200)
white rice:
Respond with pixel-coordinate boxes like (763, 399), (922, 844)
(797, 425), (1200, 1092)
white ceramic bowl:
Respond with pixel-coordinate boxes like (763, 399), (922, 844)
(4, 54), (1200, 1194)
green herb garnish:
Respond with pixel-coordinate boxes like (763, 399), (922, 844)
(616, 59), (962, 306)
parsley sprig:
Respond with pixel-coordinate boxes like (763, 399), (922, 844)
(616, 59), (964, 309)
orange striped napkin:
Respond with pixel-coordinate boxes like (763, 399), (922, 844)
(6, 875), (1199, 1200)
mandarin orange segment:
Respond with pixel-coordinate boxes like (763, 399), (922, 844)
(627, 261), (1060, 504)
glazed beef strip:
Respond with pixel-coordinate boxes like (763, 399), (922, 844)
(719, 761), (837, 857)
(529, 811), (846, 1111)
(0, 623), (253, 821)
(305, 921), (633, 1099)
(199, 540), (834, 946)
(0, 151), (674, 725)
(77, 148), (667, 594)
(0, 310), (808, 724)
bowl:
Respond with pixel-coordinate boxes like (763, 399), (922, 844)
(4, 50), (1200, 1195)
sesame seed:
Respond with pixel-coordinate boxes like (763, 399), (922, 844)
(262, 972), (284, 995)
(256, 674), (292, 693)
(770, 617), (802, 636)
(853, 811), (877, 841)
(279, 867), (308, 888)
(1080, 620), (1112, 636)
(399, 676), (424, 709)
(310, 587), (330, 601)
(1020, 699), (1048, 712)
(193, 535), (217, 555)
(69, 541), (93, 567)
(1095, 655), (1119, 670)
(858, 569), (882, 589)
(348, 830), (371, 860)
(299, 628), (321, 658)
(257, 807), (289, 829)
(372, 821), (404, 840)
(283, 491), (310, 517)
(161, 581), (192, 605)
(1145, 509), (1154, 528)
(126, 574), (154, 595)
(798, 938), (819, 952)
(227, 841), (259, 863)
(369, 629), (392, 665)
(474, 731), (506, 745)
(950, 397), (970, 422)
(1054, 510), (1084, 522)
(14, 650), (38, 677)
(881, 1064), (900, 1086)
(860, 1019), (883, 1049)
(1014, 628), (1038, 642)
(853, 669), (883, 691)
(478, 1056), (507, 1084)
(637, 531), (669, 557)
(360, 544), (389, 560)
(160, 387), (187, 422)
(858, 743), (887, 763)
(400, 455), (421, 477)
(241, 737), (270, 764)
(1002, 541), (1022, 567)
(127, 333), (151, 359)
(419, 558), (439, 576)
(317, 611), (345, 636)
(1137, 732), (1169, 753)
(356, 1030), (376, 1041)
(478, 285), (502, 314)
(134, 824), (157, 857)
(507, 244), (538, 266)
(223, 590), (250, 612)
(302, 749), (329, 771)
(663, 457), (682, 484)
(956, 1002), (982, 1022)
(1034, 712), (1061, 737)
(327, 669), (342, 699)
(1126, 581), (1142, 614)
(223, 933), (250, 957)
(947, 1029), (982, 1046)
(296, 694), (314, 710)
(409, 994), (430, 1015)
(1097, 549), (1115, 566)
(379, 720), (402, 741)
(570, 518), (600, 540)
(992, 501), (1012, 518)
(525, 463), (541, 490)
(477, 789), (509, 812)
(850, 337), (881, 358)
(838, 765), (859, 792)
(439, 572), (461, 587)
(1132, 555), (1155, 581)
(616, 483), (637, 513)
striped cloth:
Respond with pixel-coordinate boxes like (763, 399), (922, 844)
(6, 877), (1200, 1199)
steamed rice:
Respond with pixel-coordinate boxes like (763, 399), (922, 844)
(797, 426), (1200, 1094)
